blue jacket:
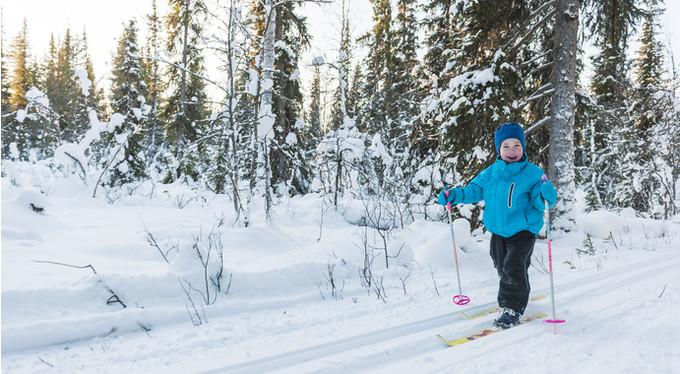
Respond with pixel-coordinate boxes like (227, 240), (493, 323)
(445, 157), (557, 238)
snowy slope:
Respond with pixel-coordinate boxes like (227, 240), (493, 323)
(2, 163), (680, 373)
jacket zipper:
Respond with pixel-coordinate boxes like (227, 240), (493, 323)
(507, 183), (515, 208)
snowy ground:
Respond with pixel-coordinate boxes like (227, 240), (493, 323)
(2, 165), (680, 373)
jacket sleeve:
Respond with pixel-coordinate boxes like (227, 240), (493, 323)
(450, 167), (488, 204)
(530, 177), (557, 210)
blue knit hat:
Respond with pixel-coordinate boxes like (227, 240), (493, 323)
(494, 122), (526, 154)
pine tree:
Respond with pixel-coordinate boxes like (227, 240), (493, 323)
(163, 0), (209, 182)
(107, 20), (149, 186)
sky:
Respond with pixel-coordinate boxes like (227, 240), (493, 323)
(2, 0), (680, 103)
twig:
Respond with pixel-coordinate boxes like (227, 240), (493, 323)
(429, 265), (440, 296)
(32, 260), (97, 275)
(38, 357), (54, 368)
(63, 151), (87, 184)
(658, 284), (667, 298)
(144, 227), (170, 263)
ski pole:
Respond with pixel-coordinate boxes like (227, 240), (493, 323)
(444, 188), (470, 306)
(541, 176), (565, 331)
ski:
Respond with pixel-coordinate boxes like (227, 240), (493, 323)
(437, 313), (548, 347)
(462, 294), (547, 320)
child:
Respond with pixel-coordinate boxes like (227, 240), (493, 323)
(437, 122), (557, 329)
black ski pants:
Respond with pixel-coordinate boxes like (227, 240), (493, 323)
(490, 230), (536, 315)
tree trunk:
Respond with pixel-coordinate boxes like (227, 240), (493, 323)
(180, 0), (190, 116)
(549, 0), (579, 231)
(258, 0), (277, 222)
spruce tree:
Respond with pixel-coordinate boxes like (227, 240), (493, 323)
(412, 0), (453, 157)
(244, 0), (312, 196)
(307, 62), (322, 147)
(1, 20), (10, 118)
(5, 19), (44, 159)
(8, 19), (32, 110)
(43, 34), (59, 109)
(51, 28), (88, 143)
(79, 30), (106, 117)
(586, 0), (643, 210)
(268, 1), (312, 195)
(356, 0), (394, 135)
(107, 20), (149, 186)
(420, 0), (452, 86)
(434, 1), (531, 182)
(163, 0), (209, 182)
(142, 0), (164, 158)
(391, 0), (419, 156)
(346, 63), (362, 130)
(632, 0), (672, 215)
(329, 5), (352, 131)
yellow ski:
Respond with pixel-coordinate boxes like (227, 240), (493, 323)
(437, 313), (548, 347)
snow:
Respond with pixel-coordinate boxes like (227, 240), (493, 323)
(9, 143), (20, 160)
(312, 56), (325, 66)
(15, 109), (27, 123)
(246, 67), (259, 97)
(25, 87), (49, 108)
(284, 132), (298, 145)
(75, 69), (92, 96)
(2, 162), (680, 373)
(132, 107), (143, 121)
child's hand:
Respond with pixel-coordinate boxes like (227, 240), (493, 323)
(539, 176), (557, 205)
(540, 182), (552, 197)
(437, 188), (457, 206)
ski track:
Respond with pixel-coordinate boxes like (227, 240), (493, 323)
(202, 253), (680, 373)
(374, 256), (680, 374)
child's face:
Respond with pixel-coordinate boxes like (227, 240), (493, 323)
(500, 138), (523, 163)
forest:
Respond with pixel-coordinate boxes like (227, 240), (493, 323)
(1, 0), (678, 230)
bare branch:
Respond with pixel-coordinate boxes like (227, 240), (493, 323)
(31, 260), (97, 275)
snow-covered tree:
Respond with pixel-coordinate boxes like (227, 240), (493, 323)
(162, 0), (209, 182)
(329, 2), (353, 132)
(306, 61), (322, 147)
(585, 0), (642, 210)
(268, 1), (312, 196)
(204, 0), (252, 220)
(356, 0), (394, 135)
(105, 20), (148, 186)
(142, 0), (165, 160)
